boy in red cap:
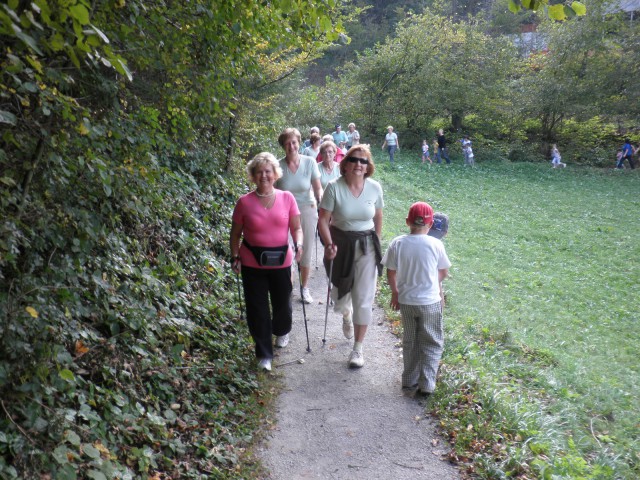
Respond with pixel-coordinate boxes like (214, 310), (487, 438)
(381, 202), (451, 398)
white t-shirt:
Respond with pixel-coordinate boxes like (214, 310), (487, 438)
(347, 130), (360, 146)
(320, 176), (384, 232)
(382, 234), (451, 306)
(319, 163), (340, 189)
(385, 132), (398, 146)
(276, 155), (321, 207)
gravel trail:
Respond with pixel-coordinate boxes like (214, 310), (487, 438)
(256, 238), (460, 480)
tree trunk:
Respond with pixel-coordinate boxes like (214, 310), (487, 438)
(224, 113), (236, 173)
(451, 112), (463, 132)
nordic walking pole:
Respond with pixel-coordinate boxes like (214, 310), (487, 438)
(235, 269), (244, 321)
(296, 261), (311, 352)
(322, 258), (333, 346)
(315, 226), (319, 270)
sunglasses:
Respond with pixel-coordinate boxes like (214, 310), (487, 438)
(346, 157), (369, 165)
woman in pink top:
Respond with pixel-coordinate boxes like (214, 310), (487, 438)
(230, 153), (303, 372)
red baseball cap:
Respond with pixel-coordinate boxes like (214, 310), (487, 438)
(407, 202), (434, 227)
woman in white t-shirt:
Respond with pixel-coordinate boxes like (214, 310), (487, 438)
(318, 141), (341, 189)
(381, 125), (399, 163)
(275, 128), (323, 306)
(318, 144), (384, 368)
(302, 133), (321, 160)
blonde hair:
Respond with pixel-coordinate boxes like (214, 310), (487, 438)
(247, 152), (282, 182)
(320, 141), (337, 155)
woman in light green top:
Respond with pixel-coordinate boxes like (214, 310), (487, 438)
(275, 128), (323, 305)
(318, 140), (341, 189)
(318, 144), (383, 368)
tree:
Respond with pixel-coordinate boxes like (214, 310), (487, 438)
(328, 11), (517, 143)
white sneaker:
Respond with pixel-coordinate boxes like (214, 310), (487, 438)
(301, 287), (313, 304)
(348, 350), (364, 368)
(342, 315), (353, 339)
(275, 334), (289, 348)
(257, 358), (272, 371)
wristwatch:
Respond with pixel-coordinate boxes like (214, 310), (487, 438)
(295, 243), (303, 252)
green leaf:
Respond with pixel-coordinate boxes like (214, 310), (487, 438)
(12, 27), (44, 55)
(59, 369), (75, 382)
(21, 82), (38, 93)
(86, 471), (107, 480)
(114, 58), (133, 81)
(571, 1), (586, 15)
(0, 110), (17, 126)
(508, 0), (521, 13)
(64, 430), (81, 447)
(88, 24), (109, 43)
(69, 4), (90, 25)
(548, 4), (567, 20)
(83, 444), (101, 460)
(53, 445), (71, 464)
(50, 32), (66, 51)
(0, 176), (16, 186)
(319, 15), (332, 33)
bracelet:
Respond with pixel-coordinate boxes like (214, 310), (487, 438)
(231, 255), (240, 263)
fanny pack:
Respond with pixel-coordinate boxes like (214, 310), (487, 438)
(243, 239), (289, 267)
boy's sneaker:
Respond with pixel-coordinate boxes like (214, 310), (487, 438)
(348, 350), (364, 368)
(301, 287), (313, 304)
(342, 315), (353, 339)
(257, 358), (272, 371)
(275, 334), (289, 348)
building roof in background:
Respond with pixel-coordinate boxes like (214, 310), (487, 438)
(605, 0), (640, 13)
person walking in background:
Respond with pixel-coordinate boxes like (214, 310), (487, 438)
(275, 128), (323, 305)
(229, 153), (303, 372)
(421, 140), (432, 165)
(318, 141), (341, 189)
(302, 133), (321, 161)
(617, 138), (636, 169)
(427, 212), (450, 307)
(461, 135), (473, 166)
(615, 149), (624, 169)
(318, 145), (384, 368)
(382, 126), (399, 163)
(301, 126), (320, 152)
(346, 123), (360, 149)
(332, 124), (348, 146)
(435, 129), (450, 164)
(382, 202), (451, 397)
(551, 144), (566, 168)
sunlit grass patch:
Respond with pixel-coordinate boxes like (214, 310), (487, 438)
(375, 150), (640, 479)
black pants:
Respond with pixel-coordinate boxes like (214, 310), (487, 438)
(241, 265), (293, 360)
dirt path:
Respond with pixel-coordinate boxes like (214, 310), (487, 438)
(256, 236), (460, 480)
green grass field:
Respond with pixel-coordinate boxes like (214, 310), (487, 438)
(373, 149), (639, 478)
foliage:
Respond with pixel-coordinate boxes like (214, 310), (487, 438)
(513, 0), (640, 146)
(374, 149), (640, 479)
(0, 0), (352, 478)
(508, 0), (586, 20)
(320, 10), (518, 147)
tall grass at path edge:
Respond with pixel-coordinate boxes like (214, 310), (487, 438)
(372, 148), (639, 479)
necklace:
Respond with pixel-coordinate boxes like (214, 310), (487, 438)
(261, 194), (276, 210)
(255, 190), (275, 197)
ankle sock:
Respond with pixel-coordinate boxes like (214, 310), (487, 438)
(353, 341), (363, 353)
